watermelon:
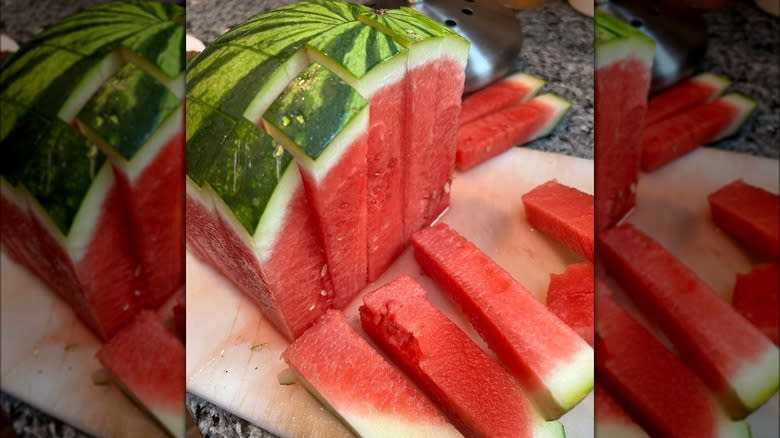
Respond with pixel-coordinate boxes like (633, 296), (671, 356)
(594, 8), (655, 230)
(594, 384), (649, 438)
(0, 1), (184, 339)
(97, 310), (185, 438)
(547, 263), (594, 346)
(595, 292), (750, 438)
(172, 287), (185, 343)
(282, 309), (462, 437)
(359, 276), (564, 438)
(708, 180), (779, 260)
(455, 94), (570, 171)
(185, 1), (468, 339)
(459, 71), (545, 125)
(412, 223), (593, 419)
(732, 264), (779, 346)
(645, 72), (732, 126)
(641, 94), (756, 171)
(521, 179), (594, 262)
(599, 223), (779, 419)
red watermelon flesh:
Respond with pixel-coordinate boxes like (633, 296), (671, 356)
(547, 263), (594, 346)
(282, 309), (461, 437)
(708, 180), (779, 260)
(97, 310), (184, 437)
(172, 287), (185, 343)
(411, 223), (593, 420)
(599, 223), (779, 419)
(645, 72), (731, 126)
(595, 292), (750, 438)
(1, 169), (141, 341)
(594, 384), (649, 438)
(359, 276), (564, 438)
(732, 264), (779, 346)
(111, 126), (185, 308)
(455, 94), (570, 171)
(522, 179), (594, 262)
(641, 94), (756, 172)
(459, 71), (545, 125)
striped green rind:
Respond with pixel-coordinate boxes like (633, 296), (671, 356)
(0, 45), (82, 112)
(185, 97), (238, 187)
(263, 63), (368, 160)
(0, 98), (27, 145)
(306, 21), (405, 81)
(121, 22), (185, 80)
(4, 112), (106, 234)
(594, 8), (655, 49)
(77, 63), (180, 161)
(205, 118), (292, 236)
(358, 7), (450, 46)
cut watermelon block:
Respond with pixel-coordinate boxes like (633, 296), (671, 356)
(599, 223), (780, 419)
(732, 264), (779, 346)
(596, 293), (750, 438)
(521, 179), (594, 262)
(460, 71), (546, 126)
(645, 72), (732, 126)
(547, 263), (594, 346)
(412, 223), (593, 419)
(641, 94), (756, 171)
(594, 8), (655, 230)
(456, 94), (570, 171)
(708, 180), (779, 260)
(594, 384), (649, 438)
(282, 309), (461, 438)
(264, 62), (369, 306)
(97, 310), (185, 438)
(360, 276), (564, 438)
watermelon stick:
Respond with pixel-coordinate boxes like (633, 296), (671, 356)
(547, 263), (594, 346)
(594, 384), (649, 438)
(459, 71), (545, 125)
(645, 72), (732, 126)
(641, 93), (756, 172)
(282, 310), (462, 438)
(412, 223), (594, 419)
(599, 223), (779, 419)
(521, 180), (594, 262)
(456, 94), (570, 171)
(360, 276), (565, 438)
(595, 293), (751, 438)
(708, 180), (780, 260)
(732, 264), (779, 346)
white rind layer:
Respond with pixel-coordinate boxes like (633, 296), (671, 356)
(532, 94), (572, 140)
(595, 37), (655, 71)
(506, 72), (546, 102)
(730, 342), (779, 413)
(119, 104), (183, 183)
(714, 94), (757, 141)
(58, 51), (123, 122)
(252, 160), (301, 263)
(243, 51), (308, 123)
(691, 72), (732, 101)
(544, 343), (595, 414)
(307, 45), (408, 100)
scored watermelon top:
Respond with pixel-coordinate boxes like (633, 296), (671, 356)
(0, 1), (185, 236)
(186, 0), (467, 241)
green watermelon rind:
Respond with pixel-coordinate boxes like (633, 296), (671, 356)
(531, 93), (572, 140)
(56, 51), (124, 122)
(506, 72), (546, 102)
(730, 344), (779, 417)
(691, 72), (732, 102)
(713, 93), (757, 142)
(594, 8), (655, 70)
(545, 345), (594, 420)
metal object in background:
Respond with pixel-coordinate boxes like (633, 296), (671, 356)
(371, 0), (523, 93)
(599, 0), (708, 93)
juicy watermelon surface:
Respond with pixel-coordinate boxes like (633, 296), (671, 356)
(547, 264), (594, 346)
(732, 264), (779, 346)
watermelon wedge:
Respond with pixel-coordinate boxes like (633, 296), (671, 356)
(282, 309), (462, 438)
(594, 384), (649, 438)
(599, 223), (779, 419)
(412, 223), (593, 419)
(594, 8), (655, 230)
(595, 292), (750, 438)
(641, 93), (756, 171)
(645, 72), (732, 126)
(185, 1), (469, 339)
(97, 310), (185, 438)
(459, 71), (546, 125)
(521, 179), (594, 262)
(547, 263), (594, 346)
(708, 180), (779, 260)
(359, 276), (564, 438)
(1, 1), (184, 339)
(732, 264), (779, 346)
(456, 93), (570, 171)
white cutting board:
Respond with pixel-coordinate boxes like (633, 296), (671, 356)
(186, 147), (596, 438)
(0, 253), (169, 437)
(618, 147), (779, 436)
